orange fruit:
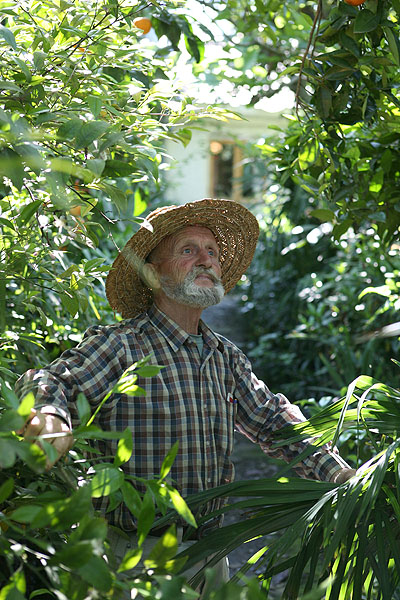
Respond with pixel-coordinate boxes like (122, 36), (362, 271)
(344, 0), (366, 5)
(133, 17), (152, 34)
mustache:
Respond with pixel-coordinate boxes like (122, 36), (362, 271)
(186, 266), (221, 284)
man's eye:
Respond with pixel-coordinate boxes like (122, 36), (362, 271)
(182, 248), (191, 254)
(208, 250), (214, 256)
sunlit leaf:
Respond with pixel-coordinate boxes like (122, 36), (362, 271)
(166, 486), (196, 528)
(144, 525), (178, 568)
(137, 489), (155, 545)
(121, 480), (142, 516)
(118, 546), (142, 572)
(159, 440), (179, 480)
(353, 10), (379, 33)
(113, 427), (133, 467)
(91, 466), (124, 498)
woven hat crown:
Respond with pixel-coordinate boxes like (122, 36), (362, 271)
(106, 198), (259, 318)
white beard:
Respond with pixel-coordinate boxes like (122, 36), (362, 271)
(160, 266), (225, 308)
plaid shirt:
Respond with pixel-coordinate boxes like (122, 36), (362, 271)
(16, 304), (347, 530)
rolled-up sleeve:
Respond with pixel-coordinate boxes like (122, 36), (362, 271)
(15, 325), (125, 427)
(233, 349), (349, 482)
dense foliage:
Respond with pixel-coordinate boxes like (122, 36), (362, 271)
(240, 181), (400, 407)
(174, 373), (400, 599)
(0, 0), (227, 381)
(195, 0), (400, 239)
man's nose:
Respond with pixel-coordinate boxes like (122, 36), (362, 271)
(196, 248), (213, 267)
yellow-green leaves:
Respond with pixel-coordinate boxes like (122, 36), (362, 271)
(114, 427), (133, 467)
(91, 465), (125, 498)
(298, 139), (318, 171)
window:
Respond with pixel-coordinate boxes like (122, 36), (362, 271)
(209, 141), (259, 201)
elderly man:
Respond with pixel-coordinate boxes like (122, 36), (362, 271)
(16, 198), (354, 587)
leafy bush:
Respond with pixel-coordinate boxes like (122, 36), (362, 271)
(166, 372), (400, 600)
(241, 187), (400, 407)
(0, 360), (202, 599)
(0, 0), (233, 386)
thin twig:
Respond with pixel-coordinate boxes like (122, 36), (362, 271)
(295, 0), (322, 118)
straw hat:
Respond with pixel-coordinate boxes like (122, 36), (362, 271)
(106, 198), (259, 318)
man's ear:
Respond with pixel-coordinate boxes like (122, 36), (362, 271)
(141, 262), (161, 291)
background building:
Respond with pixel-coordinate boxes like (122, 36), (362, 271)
(163, 107), (285, 205)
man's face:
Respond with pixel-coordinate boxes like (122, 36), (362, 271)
(149, 226), (225, 308)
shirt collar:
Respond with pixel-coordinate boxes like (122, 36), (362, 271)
(146, 304), (221, 352)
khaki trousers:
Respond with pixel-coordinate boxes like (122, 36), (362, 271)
(108, 527), (229, 599)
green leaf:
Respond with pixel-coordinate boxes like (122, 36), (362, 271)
(137, 489), (155, 545)
(0, 148), (24, 190)
(33, 51), (46, 71)
(0, 217), (15, 230)
(60, 291), (79, 316)
(309, 209), (336, 223)
(40, 439), (59, 465)
(0, 409), (25, 432)
(78, 556), (113, 592)
(339, 31), (360, 58)
(97, 182), (127, 210)
(133, 188), (147, 216)
(136, 365), (163, 377)
(0, 81), (21, 92)
(159, 441), (179, 480)
(1, 379), (20, 409)
(359, 284), (391, 299)
(17, 392), (35, 418)
(184, 34), (204, 63)
(113, 427), (133, 467)
(86, 158), (105, 176)
(29, 589), (53, 599)
(118, 546), (142, 572)
(12, 504), (43, 523)
(384, 26), (400, 66)
(91, 466), (124, 498)
(0, 477), (14, 503)
(332, 218), (352, 240)
(52, 541), (93, 569)
(75, 120), (110, 148)
(166, 486), (196, 528)
(87, 95), (102, 117)
(0, 25), (17, 50)
(32, 485), (92, 529)
(144, 525), (178, 568)
(353, 10), (379, 34)
(17, 200), (43, 226)
(121, 481), (142, 516)
(103, 159), (137, 177)
(369, 169), (384, 193)
(76, 392), (91, 426)
(74, 516), (108, 542)
(292, 173), (320, 193)
(298, 140), (318, 170)
(324, 66), (355, 81)
(57, 118), (83, 140)
(315, 87), (332, 119)
(11, 56), (31, 81)
(15, 439), (46, 472)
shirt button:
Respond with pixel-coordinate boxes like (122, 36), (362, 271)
(207, 478), (212, 483)
(206, 440), (211, 446)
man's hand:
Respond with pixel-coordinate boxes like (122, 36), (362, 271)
(19, 407), (73, 469)
(330, 468), (357, 484)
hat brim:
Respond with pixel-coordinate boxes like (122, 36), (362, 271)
(106, 198), (259, 319)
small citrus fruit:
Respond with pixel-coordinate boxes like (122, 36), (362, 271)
(133, 17), (152, 34)
(344, 0), (366, 5)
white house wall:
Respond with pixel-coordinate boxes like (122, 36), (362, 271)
(164, 107), (286, 205)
